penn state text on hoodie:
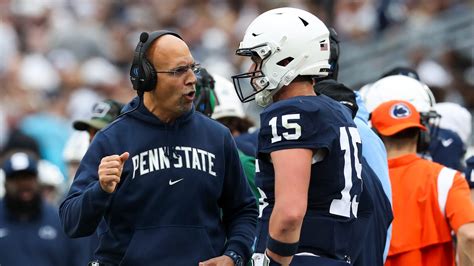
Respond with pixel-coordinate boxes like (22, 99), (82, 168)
(60, 97), (258, 265)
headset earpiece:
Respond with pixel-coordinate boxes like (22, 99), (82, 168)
(130, 30), (182, 94)
(141, 58), (157, 92)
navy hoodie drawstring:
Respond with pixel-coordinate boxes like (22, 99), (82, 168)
(165, 120), (180, 169)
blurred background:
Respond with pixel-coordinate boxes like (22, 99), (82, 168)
(0, 0), (472, 200)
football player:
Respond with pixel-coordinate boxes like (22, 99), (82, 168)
(233, 7), (365, 265)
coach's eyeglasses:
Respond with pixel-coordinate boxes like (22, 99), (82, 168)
(155, 63), (201, 77)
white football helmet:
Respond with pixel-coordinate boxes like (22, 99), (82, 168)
(211, 74), (246, 120)
(364, 75), (441, 153)
(363, 75), (440, 148)
(232, 7), (330, 107)
(434, 102), (472, 145)
(364, 75), (437, 116)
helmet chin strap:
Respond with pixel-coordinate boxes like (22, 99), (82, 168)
(256, 90), (273, 107)
(256, 54), (310, 107)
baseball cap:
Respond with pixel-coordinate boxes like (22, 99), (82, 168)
(1, 152), (38, 178)
(73, 99), (123, 131)
(371, 100), (427, 136)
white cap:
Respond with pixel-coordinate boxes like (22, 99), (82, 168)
(80, 57), (121, 87)
(211, 74), (245, 120)
(417, 60), (452, 88)
(434, 102), (472, 145)
(38, 160), (64, 189)
(67, 88), (103, 122)
(19, 54), (60, 92)
(63, 131), (89, 163)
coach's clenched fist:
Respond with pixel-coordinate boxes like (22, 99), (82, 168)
(98, 152), (129, 193)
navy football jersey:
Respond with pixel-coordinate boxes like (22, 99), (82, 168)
(255, 95), (363, 260)
(350, 157), (392, 266)
(429, 128), (465, 171)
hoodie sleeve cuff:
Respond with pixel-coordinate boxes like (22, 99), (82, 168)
(225, 241), (251, 264)
(87, 182), (113, 210)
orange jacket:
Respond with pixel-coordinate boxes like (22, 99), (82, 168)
(385, 154), (474, 266)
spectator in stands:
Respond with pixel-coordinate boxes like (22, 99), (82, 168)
(0, 152), (88, 266)
(72, 99), (124, 142)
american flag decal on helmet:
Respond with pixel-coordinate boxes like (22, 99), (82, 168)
(320, 41), (328, 51)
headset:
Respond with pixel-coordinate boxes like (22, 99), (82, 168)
(130, 30), (183, 95)
(112, 31), (183, 121)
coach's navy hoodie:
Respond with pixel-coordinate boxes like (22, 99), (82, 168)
(60, 97), (258, 265)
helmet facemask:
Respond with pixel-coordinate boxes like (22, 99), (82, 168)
(232, 44), (273, 106)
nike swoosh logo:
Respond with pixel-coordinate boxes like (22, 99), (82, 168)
(169, 178), (184, 186)
(441, 138), (453, 147)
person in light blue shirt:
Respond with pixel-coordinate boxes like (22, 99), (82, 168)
(355, 92), (392, 200)
(355, 91), (393, 261)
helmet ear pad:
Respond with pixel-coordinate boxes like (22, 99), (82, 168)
(141, 57), (157, 92)
(328, 27), (340, 80)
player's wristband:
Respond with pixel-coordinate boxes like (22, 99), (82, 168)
(267, 236), (299, 257)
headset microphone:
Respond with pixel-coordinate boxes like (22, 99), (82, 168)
(140, 32), (149, 43)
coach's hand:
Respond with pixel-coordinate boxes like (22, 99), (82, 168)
(199, 255), (234, 266)
(98, 152), (129, 193)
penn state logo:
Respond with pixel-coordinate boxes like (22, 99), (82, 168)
(390, 103), (411, 119)
(131, 65), (140, 77)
